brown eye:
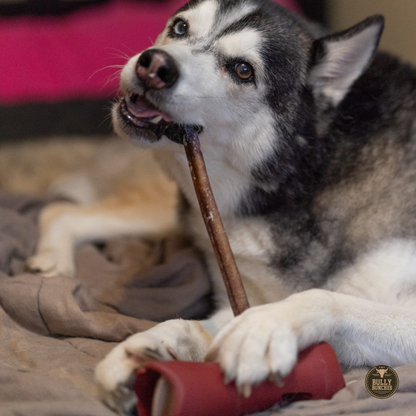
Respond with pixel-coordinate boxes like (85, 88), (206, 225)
(235, 62), (253, 80)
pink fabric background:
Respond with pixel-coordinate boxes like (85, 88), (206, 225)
(0, 0), (301, 104)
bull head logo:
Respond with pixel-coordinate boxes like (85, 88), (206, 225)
(375, 368), (389, 378)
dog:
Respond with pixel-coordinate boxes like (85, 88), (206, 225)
(27, 0), (416, 413)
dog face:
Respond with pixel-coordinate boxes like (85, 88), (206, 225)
(113, 0), (316, 152)
(113, 0), (384, 216)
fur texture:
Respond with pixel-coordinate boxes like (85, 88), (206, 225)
(27, 1), (416, 414)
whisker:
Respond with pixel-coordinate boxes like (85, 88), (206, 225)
(119, 44), (137, 55)
(103, 71), (123, 86)
(98, 111), (114, 129)
(89, 65), (123, 83)
(105, 47), (134, 61)
(94, 70), (123, 92)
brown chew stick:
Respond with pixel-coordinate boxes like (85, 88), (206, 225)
(183, 128), (250, 316)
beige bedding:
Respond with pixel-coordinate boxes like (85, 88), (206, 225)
(0, 191), (415, 416)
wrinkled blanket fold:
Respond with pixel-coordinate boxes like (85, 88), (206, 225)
(0, 191), (415, 416)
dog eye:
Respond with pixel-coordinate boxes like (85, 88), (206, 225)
(173, 19), (188, 36)
(235, 63), (254, 81)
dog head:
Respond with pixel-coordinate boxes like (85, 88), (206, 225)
(113, 0), (384, 213)
(114, 0), (314, 145)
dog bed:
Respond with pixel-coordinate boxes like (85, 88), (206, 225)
(0, 192), (415, 416)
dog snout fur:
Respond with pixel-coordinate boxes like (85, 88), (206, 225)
(136, 49), (179, 89)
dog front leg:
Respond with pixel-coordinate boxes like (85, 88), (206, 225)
(26, 197), (177, 277)
(207, 289), (416, 393)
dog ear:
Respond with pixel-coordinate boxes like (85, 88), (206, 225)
(309, 15), (384, 106)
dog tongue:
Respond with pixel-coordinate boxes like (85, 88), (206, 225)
(126, 96), (172, 122)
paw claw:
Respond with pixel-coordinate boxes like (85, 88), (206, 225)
(269, 372), (285, 387)
(240, 383), (252, 398)
(100, 382), (137, 416)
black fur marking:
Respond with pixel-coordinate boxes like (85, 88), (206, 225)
(217, 0), (248, 15)
(174, 0), (205, 15)
(215, 11), (268, 40)
(325, 52), (416, 185)
(240, 87), (324, 217)
(320, 15), (384, 48)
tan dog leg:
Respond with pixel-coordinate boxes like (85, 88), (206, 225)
(26, 188), (177, 277)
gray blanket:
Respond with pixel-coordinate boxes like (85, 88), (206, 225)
(0, 191), (415, 416)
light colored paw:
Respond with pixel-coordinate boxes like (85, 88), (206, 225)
(95, 319), (211, 414)
(206, 290), (334, 395)
(26, 202), (78, 277)
(206, 302), (302, 395)
(95, 331), (178, 415)
(25, 248), (75, 277)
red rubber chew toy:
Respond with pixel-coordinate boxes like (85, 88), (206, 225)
(134, 128), (345, 416)
(135, 342), (344, 416)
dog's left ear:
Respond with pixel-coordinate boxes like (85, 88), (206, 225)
(309, 15), (384, 106)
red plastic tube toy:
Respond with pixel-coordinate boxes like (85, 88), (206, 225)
(135, 343), (345, 416)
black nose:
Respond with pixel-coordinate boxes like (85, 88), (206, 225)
(136, 49), (179, 89)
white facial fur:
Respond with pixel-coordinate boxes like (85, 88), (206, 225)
(115, 0), (276, 217)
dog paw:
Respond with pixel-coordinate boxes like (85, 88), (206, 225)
(206, 290), (333, 395)
(25, 249), (75, 277)
(206, 301), (306, 395)
(26, 202), (78, 277)
(95, 331), (179, 415)
(95, 319), (210, 414)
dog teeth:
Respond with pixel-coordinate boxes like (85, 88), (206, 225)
(150, 116), (163, 124)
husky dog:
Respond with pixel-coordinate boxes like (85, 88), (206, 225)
(28, 0), (416, 413)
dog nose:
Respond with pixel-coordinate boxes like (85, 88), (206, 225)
(136, 49), (179, 89)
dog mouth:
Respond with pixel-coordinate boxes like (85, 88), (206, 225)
(119, 93), (202, 144)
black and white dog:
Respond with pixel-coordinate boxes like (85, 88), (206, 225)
(28, 0), (416, 413)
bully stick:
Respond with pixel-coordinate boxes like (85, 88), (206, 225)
(183, 127), (250, 316)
